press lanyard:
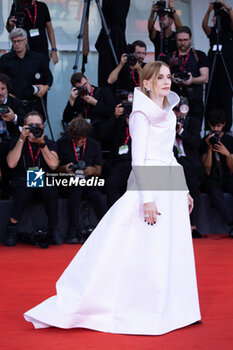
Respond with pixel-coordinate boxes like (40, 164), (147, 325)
(124, 127), (130, 145)
(26, 1), (37, 28)
(72, 139), (86, 162)
(131, 69), (140, 87)
(179, 51), (190, 72)
(28, 139), (41, 166)
(84, 87), (94, 118)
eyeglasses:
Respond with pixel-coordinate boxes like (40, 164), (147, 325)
(12, 39), (25, 44)
(177, 39), (190, 43)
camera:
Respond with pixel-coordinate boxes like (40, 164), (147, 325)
(27, 124), (43, 138)
(213, 1), (224, 16)
(125, 44), (138, 66)
(0, 104), (9, 114)
(152, 0), (167, 16)
(209, 131), (221, 145)
(115, 89), (133, 119)
(69, 160), (86, 179)
(74, 86), (89, 97)
(126, 53), (137, 66)
(173, 71), (190, 82)
(11, 0), (33, 28)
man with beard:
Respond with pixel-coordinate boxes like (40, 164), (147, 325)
(169, 26), (209, 121)
(107, 40), (147, 92)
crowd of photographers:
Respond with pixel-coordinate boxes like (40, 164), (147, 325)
(0, 0), (233, 247)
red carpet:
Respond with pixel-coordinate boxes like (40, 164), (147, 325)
(1, 236), (233, 350)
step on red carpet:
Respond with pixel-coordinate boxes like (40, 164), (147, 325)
(0, 235), (232, 350)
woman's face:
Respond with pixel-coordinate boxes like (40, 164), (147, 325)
(151, 65), (171, 97)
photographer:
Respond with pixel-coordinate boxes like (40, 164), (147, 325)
(57, 118), (108, 244)
(202, 1), (233, 131)
(0, 73), (25, 199)
(5, 111), (61, 247)
(0, 28), (53, 119)
(6, 0), (58, 64)
(148, 0), (182, 63)
(169, 26), (209, 121)
(200, 109), (233, 238)
(62, 72), (115, 146)
(101, 95), (132, 208)
(173, 98), (204, 238)
(107, 40), (147, 92)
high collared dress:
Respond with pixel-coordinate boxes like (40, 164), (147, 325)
(24, 88), (201, 335)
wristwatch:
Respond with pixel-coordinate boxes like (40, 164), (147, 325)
(51, 48), (57, 52)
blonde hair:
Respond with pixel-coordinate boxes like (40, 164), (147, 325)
(140, 61), (170, 108)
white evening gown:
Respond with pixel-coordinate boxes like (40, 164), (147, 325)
(24, 88), (201, 335)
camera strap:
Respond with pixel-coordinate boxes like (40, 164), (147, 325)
(124, 127), (130, 145)
(179, 51), (190, 72)
(28, 139), (41, 166)
(25, 1), (37, 28)
(72, 139), (86, 162)
(131, 69), (140, 87)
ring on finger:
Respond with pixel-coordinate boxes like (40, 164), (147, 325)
(144, 214), (149, 218)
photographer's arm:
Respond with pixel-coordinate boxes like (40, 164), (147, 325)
(148, 5), (158, 40)
(40, 146), (59, 171)
(213, 142), (233, 173)
(169, 0), (182, 29)
(84, 165), (102, 177)
(107, 54), (127, 84)
(7, 126), (29, 169)
(6, 16), (16, 33)
(202, 136), (213, 176)
(46, 21), (59, 65)
(183, 67), (209, 86)
(202, 3), (213, 36)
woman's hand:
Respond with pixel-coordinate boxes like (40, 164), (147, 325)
(188, 193), (194, 214)
(143, 201), (161, 225)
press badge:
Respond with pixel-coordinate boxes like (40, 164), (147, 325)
(29, 28), (39, 37)
(118, 145), (129, 155)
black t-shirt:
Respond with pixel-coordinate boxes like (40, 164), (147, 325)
(117, 62), (146, 92)
(200, 133), (233, 179)
(9, 136), (57, 179)
(169, 49), (209, 101)
(10, 1), (51, 54)
(62, 86), (115, 126)
(0, 50), (53, 100)
(57, 135), (103, 168)
(149, 30), (177, 63)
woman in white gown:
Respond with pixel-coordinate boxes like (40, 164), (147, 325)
(24, 61), (201, 335)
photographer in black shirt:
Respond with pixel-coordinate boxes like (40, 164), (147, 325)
(200, 109), (233, 237)
(169, 26), (209, 121)
(101, 97), (132, 208)
(57, 118), (108, 244)
(148, 0), (182, 63)
(202, 1), (233, 131)
(0, 28), (53, 119)
(6, 0), (58, 64)
(174, 98), (204, 238)
(63, 73), (115, 146)
(107, 40), (147, 92)
(5, 111), (60, 247)
(0, 73), (25, 198)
